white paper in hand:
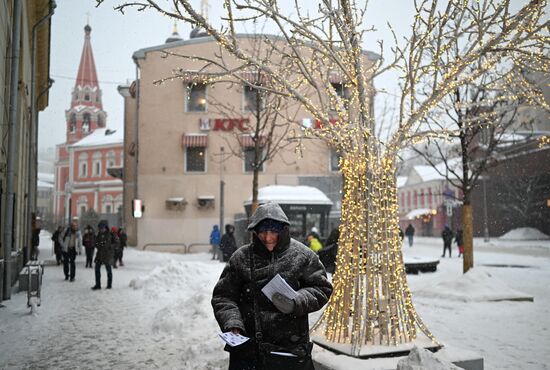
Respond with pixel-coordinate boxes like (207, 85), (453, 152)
(218, 332), (250, 347)
(261, 273), (298, 302)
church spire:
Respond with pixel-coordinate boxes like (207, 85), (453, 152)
(65, 23), (106, 143)
(75, 24), (100, 91)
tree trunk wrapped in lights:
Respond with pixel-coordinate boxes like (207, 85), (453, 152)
(312, 151), (436, 355)
(99, 0), (549, 356)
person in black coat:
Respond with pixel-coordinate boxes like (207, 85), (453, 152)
(220, 224), (237, 263)
(441, 225), (454, 258)
(405, 223), (415, 247)
(212, 203), (333, 370)
(318, 227), (340, 274)
(51, 226), (63, 265)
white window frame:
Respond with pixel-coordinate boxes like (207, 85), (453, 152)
(184, 146), (207, 173)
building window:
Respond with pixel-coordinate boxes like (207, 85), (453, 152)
(102, 195), (113, 213)
(84, 93), (90, 101)
(92, 152), (102, 176)
(69, 113), (77, 133)
(185, 147), (206, 172)
(330, 82), (349, 110)
(186, 83), (207, 112)
(330, 149), (340, 172)
(82, 113), (91, 133)
(244, 147), (264, 173)
(107, 151), (116, 168)
(79, 162), (87, 178)
(97, 115), (104, 128)
(243, 86), (264, 112)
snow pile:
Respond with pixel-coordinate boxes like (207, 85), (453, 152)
(397, 346), (461, 370)
(129, 259), (213, 299)
(499, 227), (550, 241)
(152, 291), (212, 335)
(414, 268), (533, 302)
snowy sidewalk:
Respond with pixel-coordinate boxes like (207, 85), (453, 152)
(1, 233), (550, 369)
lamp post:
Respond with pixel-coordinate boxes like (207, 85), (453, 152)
(219, 146), (225, 231)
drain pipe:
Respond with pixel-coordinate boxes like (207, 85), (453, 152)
(27, 0), (56, 262)
(3, 0), (22, 301)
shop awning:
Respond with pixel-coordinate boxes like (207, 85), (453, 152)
(182, 134), (208, 147)
(239, 134), (266, 148)
(404, 208), (436, 220)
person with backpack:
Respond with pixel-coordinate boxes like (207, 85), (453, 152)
(59, 218), (82, 282)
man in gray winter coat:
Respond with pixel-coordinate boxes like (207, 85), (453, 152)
(212, 202), (333, 370)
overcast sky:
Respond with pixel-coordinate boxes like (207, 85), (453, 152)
(38, 0), (416, 152)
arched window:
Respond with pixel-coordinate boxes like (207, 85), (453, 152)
(69, 113), (77, 133)
(102, 195), (114, 214)
(77, 196), (88, 216)
(106, 151), (116, 168)
(83, 113), (91, 133)
(92, 151), (102, 177)
(79, 152), (88, 178)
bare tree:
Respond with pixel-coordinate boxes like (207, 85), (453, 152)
(412, 65), (547, 271)
(98, 0), (549, 356)
(499, 173), (550, 227)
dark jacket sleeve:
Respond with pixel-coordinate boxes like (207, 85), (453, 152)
(211, 254), (246, 333)
(293, 251), (333, 316)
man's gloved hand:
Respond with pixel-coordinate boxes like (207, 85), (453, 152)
(272, 292), (295, 314)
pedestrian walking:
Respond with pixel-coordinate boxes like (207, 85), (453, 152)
(111, 226), (121, 268)
(31, 215), (42, 260)
(92, 220), (113, 290)
(60, 218), (82, 282)
(83, 225), (96, 268)
(212, 202), (333, 370)
(441, 225), (454, 258)
(210, 225), (222, 261)
(455, 229), (464, 258)
(51, 226), (63, 265)
(405, 223), (415, 247)
(117, 227), (127, 266)
(220, 224), (237, 263)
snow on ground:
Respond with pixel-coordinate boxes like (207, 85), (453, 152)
(0, 231), (549, 369)
(499, 227), (550, 241)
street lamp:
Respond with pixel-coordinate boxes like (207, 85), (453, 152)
(219, 146), (225, 232)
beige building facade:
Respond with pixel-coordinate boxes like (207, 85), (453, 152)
(121, 32), (375, 249)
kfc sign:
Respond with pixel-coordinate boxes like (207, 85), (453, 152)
(200, 118), (250, 132)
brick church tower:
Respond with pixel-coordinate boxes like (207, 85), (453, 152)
(54, 24), (123, 224)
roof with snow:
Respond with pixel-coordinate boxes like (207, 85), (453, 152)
(38, 172), (54, 183)
(37, 180), (54, 189)
(70, 128), (123, 148)
(411, 157), (462, 183)
(244, 185), (333, 206)
(397, 176), (408, 188)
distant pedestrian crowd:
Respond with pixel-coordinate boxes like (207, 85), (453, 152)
(51, 218), (127, 289)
